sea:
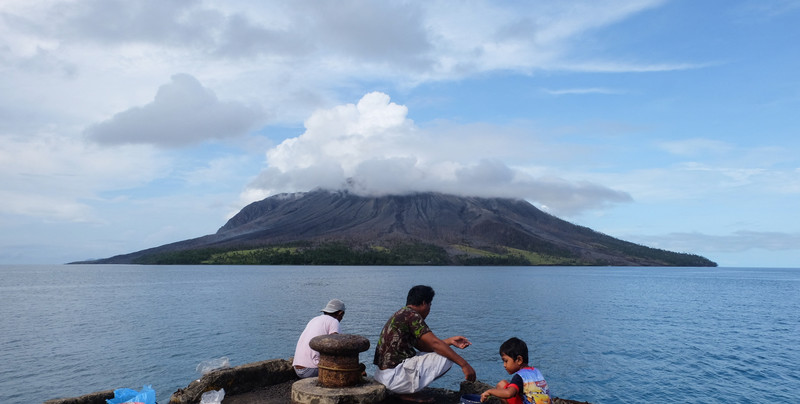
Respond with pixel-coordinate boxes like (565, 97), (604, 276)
(1, 265), (798, 404)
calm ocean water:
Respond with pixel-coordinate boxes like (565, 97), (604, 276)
(1, 265), (798, 403)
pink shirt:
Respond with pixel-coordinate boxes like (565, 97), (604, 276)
(292, 314), (340, 368)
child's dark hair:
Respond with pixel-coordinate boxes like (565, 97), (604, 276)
(499, 337), (528, 364)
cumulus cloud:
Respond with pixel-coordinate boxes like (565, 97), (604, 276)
(85, 74), (263, 147)
(244, 92), (631, 216)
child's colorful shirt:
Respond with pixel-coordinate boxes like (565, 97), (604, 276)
(507, 367), (551, 404)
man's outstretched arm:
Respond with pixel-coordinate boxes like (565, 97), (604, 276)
(442, 335), (471, 349)
(418, 332), (476, 381)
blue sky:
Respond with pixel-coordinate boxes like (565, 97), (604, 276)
(1, 0), (798, 267)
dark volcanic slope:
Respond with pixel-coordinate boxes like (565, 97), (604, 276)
(85, 190), (715, 266)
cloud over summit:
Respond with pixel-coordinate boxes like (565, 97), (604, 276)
(245, 92), (632, 216)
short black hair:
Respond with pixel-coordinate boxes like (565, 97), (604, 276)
(499, 337), (528, 364)
(406, 285), (435, 306)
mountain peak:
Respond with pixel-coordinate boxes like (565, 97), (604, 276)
(79, 190), (716, 266)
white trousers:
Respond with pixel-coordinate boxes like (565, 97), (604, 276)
(374, 353), (453, 394)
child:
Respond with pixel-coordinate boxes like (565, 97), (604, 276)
(480, 337), (551, 404)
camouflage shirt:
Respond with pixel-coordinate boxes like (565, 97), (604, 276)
(373, 306), (431, 369)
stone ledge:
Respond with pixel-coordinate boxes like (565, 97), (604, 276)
(43, 389), (115, 404)
(169, 358), (298, 404)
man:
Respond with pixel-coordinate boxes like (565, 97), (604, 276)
(292, 298), (345, 378)
(373, 285), (476, 401)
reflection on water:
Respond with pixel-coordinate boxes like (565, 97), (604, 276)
(1, 265), (798, 403)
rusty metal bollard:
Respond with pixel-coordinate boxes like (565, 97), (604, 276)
(309, 334), (369, 388)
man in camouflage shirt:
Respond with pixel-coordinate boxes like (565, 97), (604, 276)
(373, 285), (476, 401)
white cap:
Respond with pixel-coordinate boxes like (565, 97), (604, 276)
(321, 299), (345, 313)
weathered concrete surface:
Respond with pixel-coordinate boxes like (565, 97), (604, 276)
(291, 377), (386, 404)
(310, 334), (370, 355)
(221, 379), (296, 404)
(169, 358), (297, 404)
(458, 381), (502, 404)
(43, 389), (115, 404)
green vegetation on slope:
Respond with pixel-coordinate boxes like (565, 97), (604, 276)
(132, 242), (451, 265)
(128, 239), (715, 266)
(451, 245), (579, 266)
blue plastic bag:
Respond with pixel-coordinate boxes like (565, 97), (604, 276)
(106, 385), (156, 404)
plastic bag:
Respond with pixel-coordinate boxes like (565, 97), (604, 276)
(196, 356), (230, 375)
(106, 385), (156, 404)
(199, 388), (225, 404)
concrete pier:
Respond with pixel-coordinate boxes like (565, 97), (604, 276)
(44, 359), (591, 404)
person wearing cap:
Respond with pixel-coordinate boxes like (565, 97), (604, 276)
(292, 299), (346, 378)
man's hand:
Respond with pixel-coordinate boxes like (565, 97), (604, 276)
(420, 332), (476, 380)
(462, 362), (476, 381)
(445, 335), (471, 349)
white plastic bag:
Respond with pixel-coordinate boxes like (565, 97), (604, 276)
(199, 388), (225, 404)
(196, 356), (230, 375)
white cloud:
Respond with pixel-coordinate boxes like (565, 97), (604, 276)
(555, 61), (710, 73)
(0, 133), (168, 222)
(0, 0), (701, 138)
(421, 0), (686, 77)
(85, 74), (264, 147)
(1, 0), (692, 80)
(245, 92), (632, 216)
